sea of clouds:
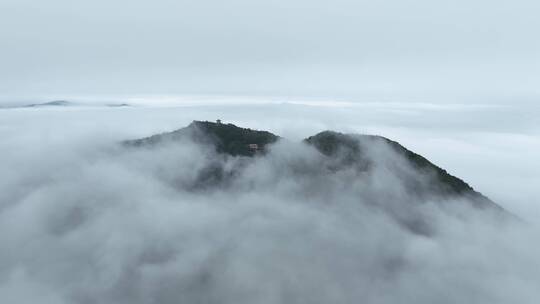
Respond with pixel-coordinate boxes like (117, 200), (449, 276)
(0, 100), (539, 303)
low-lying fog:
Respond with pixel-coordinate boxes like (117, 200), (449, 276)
(0, 100), (538, 303)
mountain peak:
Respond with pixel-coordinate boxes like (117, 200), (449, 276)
(125, 120), (279, 156)
(123, 121), (506, 216)
(305, 130), (502, 211)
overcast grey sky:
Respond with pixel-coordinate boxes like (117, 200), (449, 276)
(1, 0), (539, 102)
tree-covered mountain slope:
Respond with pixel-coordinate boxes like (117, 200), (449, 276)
(124, 121), (505, 217)
(305, 131), (502, 211)
(124, 120), (279, 156)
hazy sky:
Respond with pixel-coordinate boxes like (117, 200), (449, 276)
(1, 0), (539, 102)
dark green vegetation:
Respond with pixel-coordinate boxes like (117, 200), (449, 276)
(125, 120), (504, 213)
(305, 131), (501, 211)
(124, 121), (279, 156)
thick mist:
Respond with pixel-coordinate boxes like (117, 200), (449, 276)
(0, 103), (539, 303)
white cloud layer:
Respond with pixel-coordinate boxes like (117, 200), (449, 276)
(0, 102), (538, 303)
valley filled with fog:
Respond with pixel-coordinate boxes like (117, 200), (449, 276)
(1, 101), (538, 303)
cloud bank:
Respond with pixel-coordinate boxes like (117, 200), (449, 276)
(0, 103), (539, 303)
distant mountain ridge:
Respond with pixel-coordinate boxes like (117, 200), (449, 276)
(0, 100), (132, 109)
(25, 100), (72, 107)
